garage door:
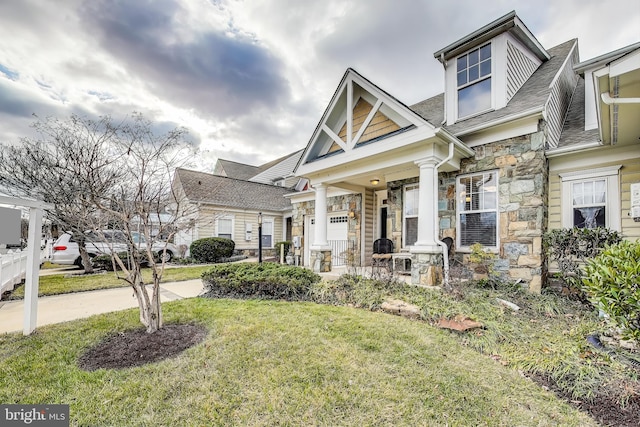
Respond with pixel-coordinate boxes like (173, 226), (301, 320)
(305, 213), (349, 266)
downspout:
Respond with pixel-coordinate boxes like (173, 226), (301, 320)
(434, 141), (454, 289)
(440, 53), (447, 125)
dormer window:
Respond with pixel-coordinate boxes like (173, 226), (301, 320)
(457, 43), (492, 118)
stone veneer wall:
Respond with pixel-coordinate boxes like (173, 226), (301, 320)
(291, 193), (363, 268)
(386, 131), (548, 291)
(440, 131), (549, 292)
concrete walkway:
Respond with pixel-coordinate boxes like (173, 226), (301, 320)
(0, 279), (204, 334)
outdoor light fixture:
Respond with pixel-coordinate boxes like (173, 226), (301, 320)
(370, 178), (380, 186)
(258, 212), (263, 264)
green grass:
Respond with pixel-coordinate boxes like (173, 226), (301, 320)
(9, 265), (214, 299)
(0, 298), (596, 426)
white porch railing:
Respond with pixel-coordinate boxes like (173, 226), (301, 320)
(0, 249), (29, 295)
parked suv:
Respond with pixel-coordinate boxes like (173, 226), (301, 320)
(52, 230), (179, 267)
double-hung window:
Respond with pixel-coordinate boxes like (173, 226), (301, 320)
(457, 171), (498, 248)
(261, 218), (274, 248)
(560, 166), (621, 230)
(216, 217), (233, 240)
(403, 184), (419, 247)
(457, 43), (492, 118)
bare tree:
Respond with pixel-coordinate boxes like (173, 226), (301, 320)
(1, 113), (197, 333)
(0, 115), (123, 273)
(87, 113), (196, 333)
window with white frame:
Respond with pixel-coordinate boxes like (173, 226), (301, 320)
(560, 166), (621, 230)
(403, 184), (419, 247)
(457, 43), (492, 118)
(216, 217), (233, 240)
(261, 218), (274, 248)
(457, 171), (498, 248)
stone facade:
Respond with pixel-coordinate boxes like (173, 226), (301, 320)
(292, 193), (362, 267)
(311, 249), (332, 272)
(438, 131), (548, 292)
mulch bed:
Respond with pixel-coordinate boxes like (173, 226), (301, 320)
(528, 372), (640, 427)
(78, 323), (207, 371)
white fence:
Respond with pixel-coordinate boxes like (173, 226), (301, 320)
(0, 249), (29, 295)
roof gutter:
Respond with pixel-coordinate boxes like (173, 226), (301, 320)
(601, 92), (640, 104)
(452, 106), (544, 137)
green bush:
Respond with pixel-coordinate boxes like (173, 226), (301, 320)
(91, 251), (157, 271)
(201, 262), (321, 300)
(583, 240), (640, 342)
(544, 227), (621, 297)
(190, 237), (235, 263)
(274, 241), (292, 257)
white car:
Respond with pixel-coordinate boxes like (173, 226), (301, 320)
(52, 230), (179, 267)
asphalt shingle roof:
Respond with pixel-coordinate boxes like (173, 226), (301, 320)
(175, 168), (292, 211)
(556, 77), (600, 148)
(214, 159), (261, 180)
(411, 39), (577, 135)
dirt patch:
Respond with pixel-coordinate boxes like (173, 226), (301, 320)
(528, 373), (640, 427)
(78, 323), (207, 371)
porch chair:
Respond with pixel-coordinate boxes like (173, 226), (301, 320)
(371, 238), (394, 273)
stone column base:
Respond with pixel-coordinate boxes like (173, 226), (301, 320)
(311, 250), (332, 273)
(411, 252), (443, 286)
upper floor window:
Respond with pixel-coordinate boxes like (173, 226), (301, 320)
(457, 43), (492, 118)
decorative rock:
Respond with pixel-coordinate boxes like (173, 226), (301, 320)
(437, 315), (483, 331)
(380, 299), (422, 320)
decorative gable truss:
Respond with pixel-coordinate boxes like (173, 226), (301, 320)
(301, 69), (426, 165)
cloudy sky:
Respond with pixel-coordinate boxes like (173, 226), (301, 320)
(0, 0), (638, 171)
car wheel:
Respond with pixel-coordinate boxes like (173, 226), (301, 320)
(158, 250), (173, 263)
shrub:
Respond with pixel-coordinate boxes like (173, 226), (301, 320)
(190, 237), (235, 263)
(544, 227), (621, 297)
(309, 274), (406, 309)
(91, 251), (157, 271)
(583, 240), (640, 342)
(274, 241), (292, 257)
(201, 262), (320, 300)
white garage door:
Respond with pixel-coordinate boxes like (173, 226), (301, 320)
(305, 213), (349, 266)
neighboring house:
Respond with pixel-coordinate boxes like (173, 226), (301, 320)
(548, 43), (640, 239)
(286, 10), (639, 292)
(171, 167), (294, 256)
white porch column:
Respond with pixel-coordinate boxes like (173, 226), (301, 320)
(23, 207), (43, 335)
(311, 183), (330, 249)
(411, 158), (440, 253)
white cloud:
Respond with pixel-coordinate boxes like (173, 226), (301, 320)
(0, 0), (638, 167)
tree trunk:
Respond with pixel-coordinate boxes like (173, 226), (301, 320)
(78, 244), (94, 274)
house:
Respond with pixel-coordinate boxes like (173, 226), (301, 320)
(286, 10), (640, 292)
(171, 167), (295, 257)
(548, 43), (640, 238)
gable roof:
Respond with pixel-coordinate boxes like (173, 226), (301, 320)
(175, 168), (292, 212)
(434, 10), (549, 63)
(250, 149), (304, 185)
(296, 67), (457, 175)
(555, 77), (600, 149)
(213, 159), (261, 180)
(412, 39), (577, 136)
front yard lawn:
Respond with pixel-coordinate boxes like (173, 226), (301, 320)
(0, 298), (596, 426)
(8, 265), (213, 299)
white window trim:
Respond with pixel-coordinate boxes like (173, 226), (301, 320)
(456, 42), (494, 120)
(261, 217), (275, 248)
(559, 165), (621, 231)
(456, 170), (500, 252)
(403, 184), (419, 249)
(215, 215), (235, 239)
